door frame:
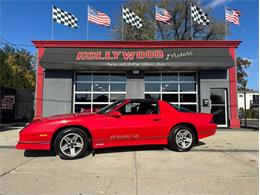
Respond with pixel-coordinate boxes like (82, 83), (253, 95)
(210, 89), (228, 128)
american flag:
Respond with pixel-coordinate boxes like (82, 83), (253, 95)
(88, 6), (111, 27)
(155, 5), (171, 23)
(225, 7), (240, 25)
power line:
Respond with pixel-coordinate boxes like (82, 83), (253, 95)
(0, 37), (34, 48)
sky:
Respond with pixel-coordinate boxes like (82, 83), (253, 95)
(0, 0), (259, 90)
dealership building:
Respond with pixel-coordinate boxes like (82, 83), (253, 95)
(33, 40), (241, 128)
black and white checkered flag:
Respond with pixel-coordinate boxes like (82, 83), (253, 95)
(191, 4), (210, 25)
(52, 6), (78, 29)
(122, 7), (143, 29)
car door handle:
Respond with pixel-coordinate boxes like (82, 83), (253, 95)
(153, 118), (160, 122)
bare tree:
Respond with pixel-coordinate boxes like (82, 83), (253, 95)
(112, 0), (226, 40)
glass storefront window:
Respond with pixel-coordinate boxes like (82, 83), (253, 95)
(93, 73), (109, 81)
(75, 94), (91, 102)
(93, 94), (109, 102)
(110, 83), (126, 92)
(74, 104), (91, 113)
(144, 72), (197, 112)
(162, 73), (178, 81)
(162, 94), (179, 103)
(162, 83), (178, 92)
(74, 73), (126, 113)
(76, 73), (92, 81)
(179, 105), (197, 112)
(93, 83), (109, 92)
(110, 94), (126, 102)
(110, 73), (126, 81)
(145, 94), (161, 100)
(76, 83), (91, 91)
(144, 73), (161, 81)
(180, 83), (196, 92)
(180, 94), (196, 102)
(179, 73), (196, 81)
(145, 83), (161, 92)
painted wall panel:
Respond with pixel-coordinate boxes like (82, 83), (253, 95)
(43, 70), (73, 117)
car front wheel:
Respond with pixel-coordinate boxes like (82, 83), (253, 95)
(54, 128), (90, 160)
(168, 125), (195, 152)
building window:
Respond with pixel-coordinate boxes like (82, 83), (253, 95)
(74, 73), (126, 113)
(144, 72), (197, 112)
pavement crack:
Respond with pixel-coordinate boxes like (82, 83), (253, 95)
(134, 152), (138, 195)
(0, 158), (34, 178)
(222, 151), (259, 168)
(0, 146), (16, 149)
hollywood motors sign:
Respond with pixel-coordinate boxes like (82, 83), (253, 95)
(75, 49), (193, 62)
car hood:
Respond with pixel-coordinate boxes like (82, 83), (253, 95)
(32, 113), (94, 122)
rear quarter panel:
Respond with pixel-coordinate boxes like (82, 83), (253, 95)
(159, 101), (216, 139)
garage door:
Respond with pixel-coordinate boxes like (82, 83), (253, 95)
(144, 72), (198, 112)
(74, 73), (126, 113)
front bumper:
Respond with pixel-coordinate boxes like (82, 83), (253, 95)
(16, 141), (50, 150)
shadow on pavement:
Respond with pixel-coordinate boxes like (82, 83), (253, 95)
(23, 141), (208, 157)
(24, 150), (56, 157)
(94, 145), (167, 155)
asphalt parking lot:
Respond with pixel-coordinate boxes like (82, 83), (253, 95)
(0, 128), (258, 195)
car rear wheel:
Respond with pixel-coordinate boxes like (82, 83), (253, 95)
(54, 128), (90, 160)
(168, 125), (195, 152)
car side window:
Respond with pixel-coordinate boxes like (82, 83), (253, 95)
(118, 101), (159, 115)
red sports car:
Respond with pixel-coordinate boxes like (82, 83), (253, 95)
(16, 99), (217, 159)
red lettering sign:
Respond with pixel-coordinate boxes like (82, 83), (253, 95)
(75, 49), (165, 61)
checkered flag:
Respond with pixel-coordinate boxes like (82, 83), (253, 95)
(52, 6), (78, 29)
(122, 7), (143, 29)
(191, 4), (210, 25)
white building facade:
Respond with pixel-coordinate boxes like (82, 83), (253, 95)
(238, 91), (259, 110)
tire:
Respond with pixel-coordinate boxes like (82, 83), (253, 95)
(54, 128), (90, 160)
(168, 125), (195, 152)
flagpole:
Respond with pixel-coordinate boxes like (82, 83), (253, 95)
(87, 5), (89, 40)
(52, 5), (54, 40)
(190, 4), (193, 40)
(225, 4), (228, 40)
(155, 5), (157, 40)
(121, 5), (124, 40)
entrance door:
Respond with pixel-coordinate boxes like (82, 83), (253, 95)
(210, 89), (228, 127)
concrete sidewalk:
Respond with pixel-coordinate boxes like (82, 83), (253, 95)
(0, 128), (21, 147)
(0, 128), (259, 195)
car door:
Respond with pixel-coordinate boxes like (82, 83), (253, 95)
(103, 100), (165, 144)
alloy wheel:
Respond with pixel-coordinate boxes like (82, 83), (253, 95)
(175, 129), (193, 149)
(59, 133), (84, 157)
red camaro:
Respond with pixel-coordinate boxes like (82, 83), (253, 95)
(16, 99), (217, 159)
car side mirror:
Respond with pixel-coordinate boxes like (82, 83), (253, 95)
(110, 111), (122, 118)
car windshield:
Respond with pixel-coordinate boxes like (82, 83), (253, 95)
(170, 104), (194, 112)
(95, 100), (124, 114)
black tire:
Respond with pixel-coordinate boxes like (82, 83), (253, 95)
(54, 128), (90, 160)
(168, 125), (195, 152)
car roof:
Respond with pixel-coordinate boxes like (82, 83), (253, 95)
(126, 99), (158, 103)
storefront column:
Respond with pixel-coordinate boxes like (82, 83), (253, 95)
(229, 47), (240, 128)
(34, 48), (44, 119)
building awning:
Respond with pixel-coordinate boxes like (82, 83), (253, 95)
(39, 47), (235, 70)
(33, 40), (241, 71)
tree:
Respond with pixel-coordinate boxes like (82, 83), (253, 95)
(236, 57), (251, 90)
(0, 45), (36, 89)
(112, 0), (226, 40)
